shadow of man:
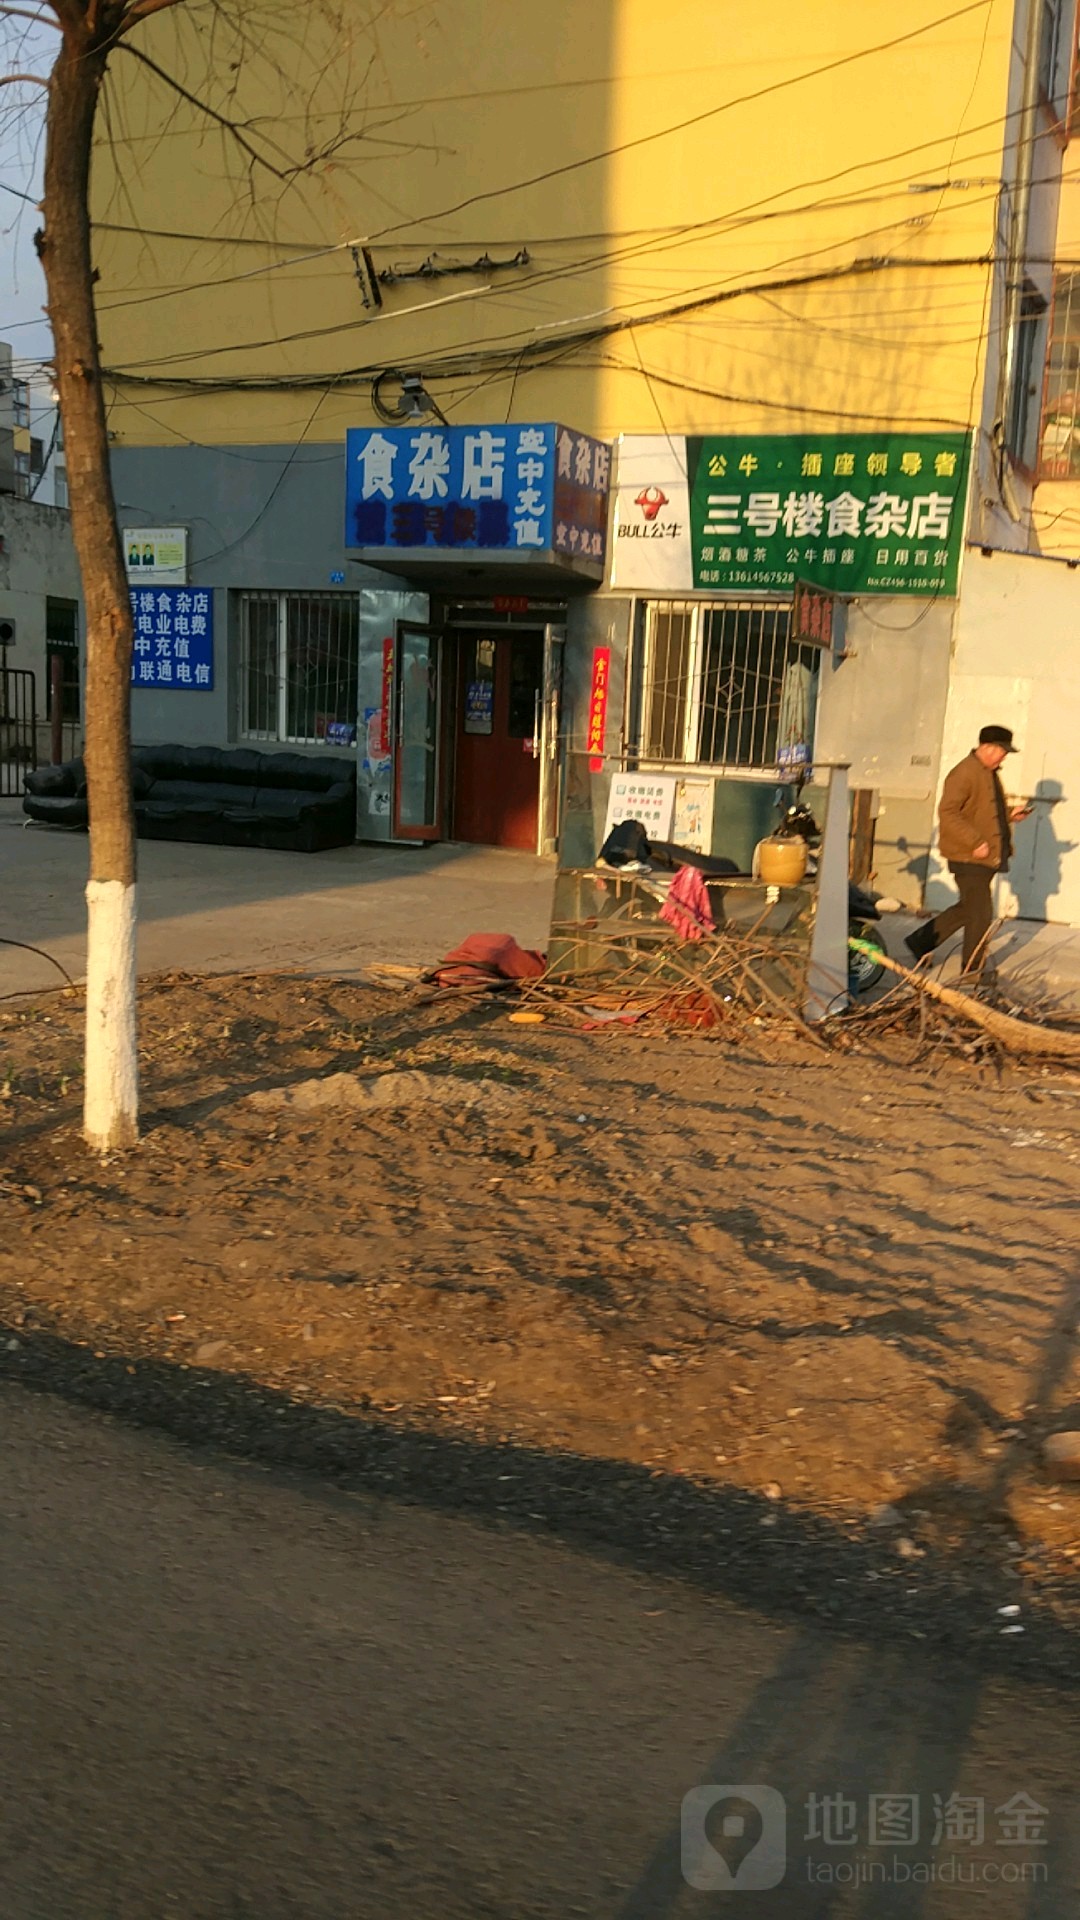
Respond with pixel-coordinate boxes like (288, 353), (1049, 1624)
(1007, 779), (1075, 924)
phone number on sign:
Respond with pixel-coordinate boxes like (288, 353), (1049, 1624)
(696, 567), (796, 588)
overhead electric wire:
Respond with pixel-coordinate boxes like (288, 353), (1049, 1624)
(0, 86), (1046, 345)
(71, 4), (1011, 327)
(100, 170), (1014, 381)
(358, 1), (996, 244)
(103, 167), (1012, 385)
(100, 253), (991, 395)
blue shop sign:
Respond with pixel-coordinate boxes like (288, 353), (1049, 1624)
(130, 587), (214, 691)
(344, 423), (610, 565)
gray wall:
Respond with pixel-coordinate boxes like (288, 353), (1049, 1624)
(0, 492), (82, 757)
(111, 441), (408, 753)
(814, 595), (955, 906)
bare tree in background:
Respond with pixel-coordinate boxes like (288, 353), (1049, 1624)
(0, 0), (364, 1153)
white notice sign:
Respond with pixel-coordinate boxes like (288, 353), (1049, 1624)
(603, 773), (677, 845)
(123, 526), (188, 584)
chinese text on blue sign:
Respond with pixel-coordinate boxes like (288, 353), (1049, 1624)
(130, 587), (214, 691)
(345, 424), (610, 564)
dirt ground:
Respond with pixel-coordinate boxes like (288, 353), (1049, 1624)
(1, 970), (1079, 1614)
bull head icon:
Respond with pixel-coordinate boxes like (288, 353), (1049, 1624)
(634, 487), (668, 522)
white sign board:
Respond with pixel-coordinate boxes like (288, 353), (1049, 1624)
(609, 435), (692, 591)
(123, 526), (188, 584)
(603, 772), (677, 845)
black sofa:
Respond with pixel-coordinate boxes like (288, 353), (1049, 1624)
(23, 744), (357, 853)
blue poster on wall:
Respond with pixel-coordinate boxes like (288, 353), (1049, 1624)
(344, 423), (610, 567)
(130, 587), (214, 691)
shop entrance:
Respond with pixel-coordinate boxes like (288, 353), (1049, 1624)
(389, 607), (566, 854)
(452, 629), (545, 850)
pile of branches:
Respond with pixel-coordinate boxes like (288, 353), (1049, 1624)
(518, 919), (817, 1041)
(830, 945), (1080, 1069)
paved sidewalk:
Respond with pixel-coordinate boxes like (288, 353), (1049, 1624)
(4, 801), (1080, 1008)
(883, 906), (1080, 1010)
(0, 804), (555, 999)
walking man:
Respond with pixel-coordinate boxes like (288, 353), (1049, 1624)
(905, 725), (1031, 976)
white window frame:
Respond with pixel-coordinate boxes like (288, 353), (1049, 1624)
(237, 589), (359, 746)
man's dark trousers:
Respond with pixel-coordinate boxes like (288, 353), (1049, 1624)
(920, 862), (995, 972)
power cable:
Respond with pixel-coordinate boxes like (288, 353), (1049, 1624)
(0, 89), (1047, 341)
(359, 2), (996, 245)
(60, 5), (1009, 329)
(103, 169), (1012, 379)
(92, 136), (1073, 385)
(0, 937), (75, 992)
(171, 382), (339, 569)
(102, 254), (997, 396)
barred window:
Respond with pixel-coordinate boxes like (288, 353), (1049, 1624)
(238, 591), (359, 744)
(638, 599), (820, 770)
(1041, 272), (1080, 477)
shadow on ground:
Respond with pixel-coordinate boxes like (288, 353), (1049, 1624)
(2, 1323), (1077, 1690)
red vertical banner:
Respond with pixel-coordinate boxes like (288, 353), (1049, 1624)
(377, 635), (394, 756)
(587, 646), (611, 773)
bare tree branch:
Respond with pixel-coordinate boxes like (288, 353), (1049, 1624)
(0, 70), (50, 85)
(116, 0), (182, 27)
(0, 7), (61, 25)
(116, 39), (295, 180)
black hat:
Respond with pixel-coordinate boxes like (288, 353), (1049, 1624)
(978, 725), (1018, 753)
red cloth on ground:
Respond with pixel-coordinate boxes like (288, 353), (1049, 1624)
(659, 866), (715, 942)
(435, 932), (546, 987)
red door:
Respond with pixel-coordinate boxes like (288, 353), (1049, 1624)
(453, 631), (543, 849)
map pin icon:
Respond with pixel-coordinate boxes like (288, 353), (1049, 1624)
(706, 1793), (765, 1885)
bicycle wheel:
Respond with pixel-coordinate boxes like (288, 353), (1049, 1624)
(848, 919), (886, 995)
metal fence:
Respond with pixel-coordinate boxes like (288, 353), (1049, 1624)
(639, 599), (820, 770)
(237, 591), (359, 745)
(0, 668), (38, 795)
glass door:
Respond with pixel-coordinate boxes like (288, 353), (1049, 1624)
(537, 623), (565, 856)
(392, 624), (444, 841)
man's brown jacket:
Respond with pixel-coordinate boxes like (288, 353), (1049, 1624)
(938, 752), (1012, 870)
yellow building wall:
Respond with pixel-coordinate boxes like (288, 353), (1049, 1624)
(94, 0), (1017, 451)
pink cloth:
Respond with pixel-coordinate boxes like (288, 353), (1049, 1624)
(659, 866), (715, 942)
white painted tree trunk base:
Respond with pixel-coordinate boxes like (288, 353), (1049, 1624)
(84, 879), (138, 1153)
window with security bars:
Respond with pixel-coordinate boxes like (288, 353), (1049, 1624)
(1040, 272), (1080, 477)
(638, 600), (820, 770)
(238, 591), (359, 744)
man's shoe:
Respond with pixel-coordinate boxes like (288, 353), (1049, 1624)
(904, 927), (935, 963)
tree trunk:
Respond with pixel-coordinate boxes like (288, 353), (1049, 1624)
(41, 27), (139, 1152)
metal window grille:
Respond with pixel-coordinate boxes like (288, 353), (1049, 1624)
(237, 591), (359, 744)
(1041, 271), (1080, 476)
(639, 599), (820, 771)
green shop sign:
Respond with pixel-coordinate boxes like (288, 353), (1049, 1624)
(687, 432), (971, 597)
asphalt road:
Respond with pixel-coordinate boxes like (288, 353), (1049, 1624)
(1, 1385), (1078, 1920)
